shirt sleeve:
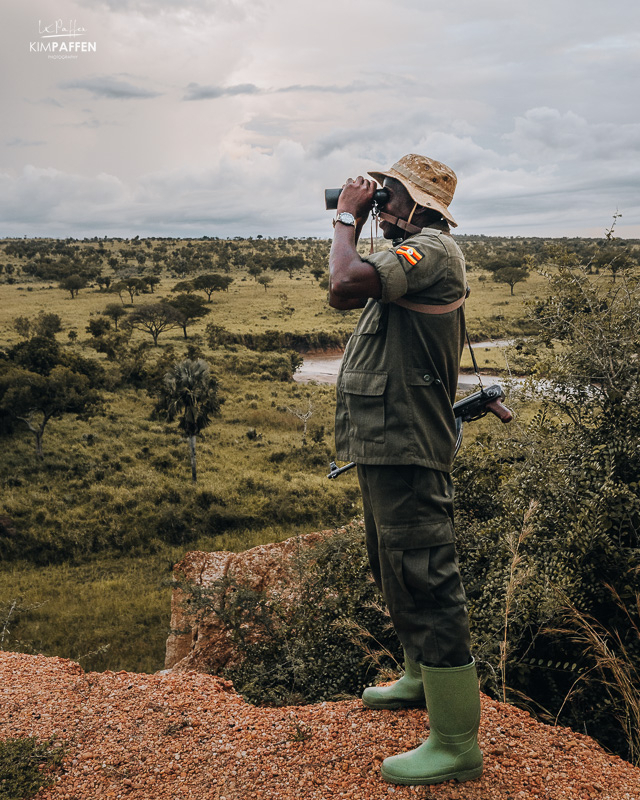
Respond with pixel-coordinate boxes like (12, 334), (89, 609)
(361, 248), (408, 303)
(363, 234), (448, 303)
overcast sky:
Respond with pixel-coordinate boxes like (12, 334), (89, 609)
(1, 0), (639, 238)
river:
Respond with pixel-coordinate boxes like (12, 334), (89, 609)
(295, 341), (516, 389)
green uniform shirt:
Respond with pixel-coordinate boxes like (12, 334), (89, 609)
(334, 226), (467, 472)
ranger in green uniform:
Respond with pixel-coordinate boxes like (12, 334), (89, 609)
(329, 154), (483, 786)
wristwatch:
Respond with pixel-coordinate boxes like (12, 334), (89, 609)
(334, 211), (356, 227)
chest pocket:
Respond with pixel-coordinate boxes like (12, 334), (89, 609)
(341, 370), (388, 443)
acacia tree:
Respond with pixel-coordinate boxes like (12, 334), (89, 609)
(126, 303), (182, 345)
(165, 294), (211, 338)
(271, 255), (305, 279)
(0, 366), (101, 459)
(193, 273), (233, 301)
(59, 274), (87, 298)
(156, 359), (220, 482)
(492, 266), (529, 295)
(103, 303), (128, 331)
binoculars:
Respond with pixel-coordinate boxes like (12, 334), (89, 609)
(324, 187), (390, 211)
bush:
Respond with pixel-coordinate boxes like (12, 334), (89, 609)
(453, 264), (640, 763)
(0, 736), (65, 800)
(184, 527), (400, 705)
(209, 347), (303, 381)
(205, 324), (349, 353)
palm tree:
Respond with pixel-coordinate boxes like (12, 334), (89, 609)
(157, 359), (220, 482)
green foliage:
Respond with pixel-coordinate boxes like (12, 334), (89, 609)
(209, 346), (302, 381)
(156, 359), (220, 482)
(192, 273), (233, 299)
(205, 324), (349, 353)
(492, 266), (529, 295)
(453, 264), (640, 761)
(12, 313), (62, 341)
(103, 303), (127, 331)
(156, 359), (220, 436)
(0, 736), (65, 800)
(125, 303), (182, 345)
(271, 255), (305, 279)
(165, 293), (211, 338)
(183, 527), (399, 705)
(59, 273), (87, 298)
(86, 316), (112, 338)
(8, 336), (61, 376)
(0, 365), (102, 460)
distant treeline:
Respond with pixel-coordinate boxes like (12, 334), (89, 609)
(2, 233), (639, 285)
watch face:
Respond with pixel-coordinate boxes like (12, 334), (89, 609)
(338, 212), (356, 225)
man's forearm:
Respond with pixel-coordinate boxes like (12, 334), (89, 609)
(329, 223), (381, 307)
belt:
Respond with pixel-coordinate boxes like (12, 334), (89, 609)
(392, 291), (467, 315)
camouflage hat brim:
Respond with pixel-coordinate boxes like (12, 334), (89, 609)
(368, 168), (458, 228)
(368, 157), (458, 228)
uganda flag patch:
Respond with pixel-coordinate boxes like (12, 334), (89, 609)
(395, 244), (424, 266)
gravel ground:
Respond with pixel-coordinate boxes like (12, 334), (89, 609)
(1, 652), (638, 800)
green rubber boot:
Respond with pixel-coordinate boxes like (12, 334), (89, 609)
(381, 659), (483, 785)
(362, 652), (426, 710)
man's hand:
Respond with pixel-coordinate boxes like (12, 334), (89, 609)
(337, 176), (377, 224)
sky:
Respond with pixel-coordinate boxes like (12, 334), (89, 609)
(1, 0), (639, 239)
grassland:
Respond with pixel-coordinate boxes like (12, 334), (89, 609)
(0, 234), (633, 673)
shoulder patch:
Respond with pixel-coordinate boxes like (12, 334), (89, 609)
(395, 244), (424, 266)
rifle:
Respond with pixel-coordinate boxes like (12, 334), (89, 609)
(327, 383), (512, 479)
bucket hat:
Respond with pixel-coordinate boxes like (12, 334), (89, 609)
(368, 154), (458, 227)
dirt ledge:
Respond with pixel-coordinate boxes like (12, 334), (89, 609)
(1, 652), (639, 799)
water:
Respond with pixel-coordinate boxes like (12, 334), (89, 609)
(295, 347), (516, 389)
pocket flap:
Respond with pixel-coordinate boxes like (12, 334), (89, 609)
(341, 370), (388, 396)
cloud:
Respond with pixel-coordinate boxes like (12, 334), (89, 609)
(183, 81), (385, 101)
(504, 107), (640, 162)
(77, 0), (263, 21)
(6, 138), (46, 148)
(0, 166), (128, 232)
(59, 76), (161, 100)
(27, 98), (64, 109)
(183, 83), (261, 101)
(275, 81), (379, 94)
(1, 120), (639, 239)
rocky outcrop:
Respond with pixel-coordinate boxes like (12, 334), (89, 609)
(165, 530), (335, 673)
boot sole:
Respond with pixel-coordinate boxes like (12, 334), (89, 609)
(381, 765), (483, 785)
(362, 698), (426, 710)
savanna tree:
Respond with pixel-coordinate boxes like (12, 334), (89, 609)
(0, 366), (101, 459)
(126, 303), (182, 345)
(165, 294), (211, 338)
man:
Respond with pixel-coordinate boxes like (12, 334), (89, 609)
(329, 154), (482, 786)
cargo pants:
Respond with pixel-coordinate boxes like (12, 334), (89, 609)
(357, 463), (472, 668)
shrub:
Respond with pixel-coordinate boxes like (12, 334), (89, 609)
(205, 324), (350, 353)
(0, 736), (65, 800)
(184, 527), (400, 705)
(453, 264), (640, 763)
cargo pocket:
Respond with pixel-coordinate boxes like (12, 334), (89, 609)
(379, 523), (457, 611)
(341, 370), (388, 443)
